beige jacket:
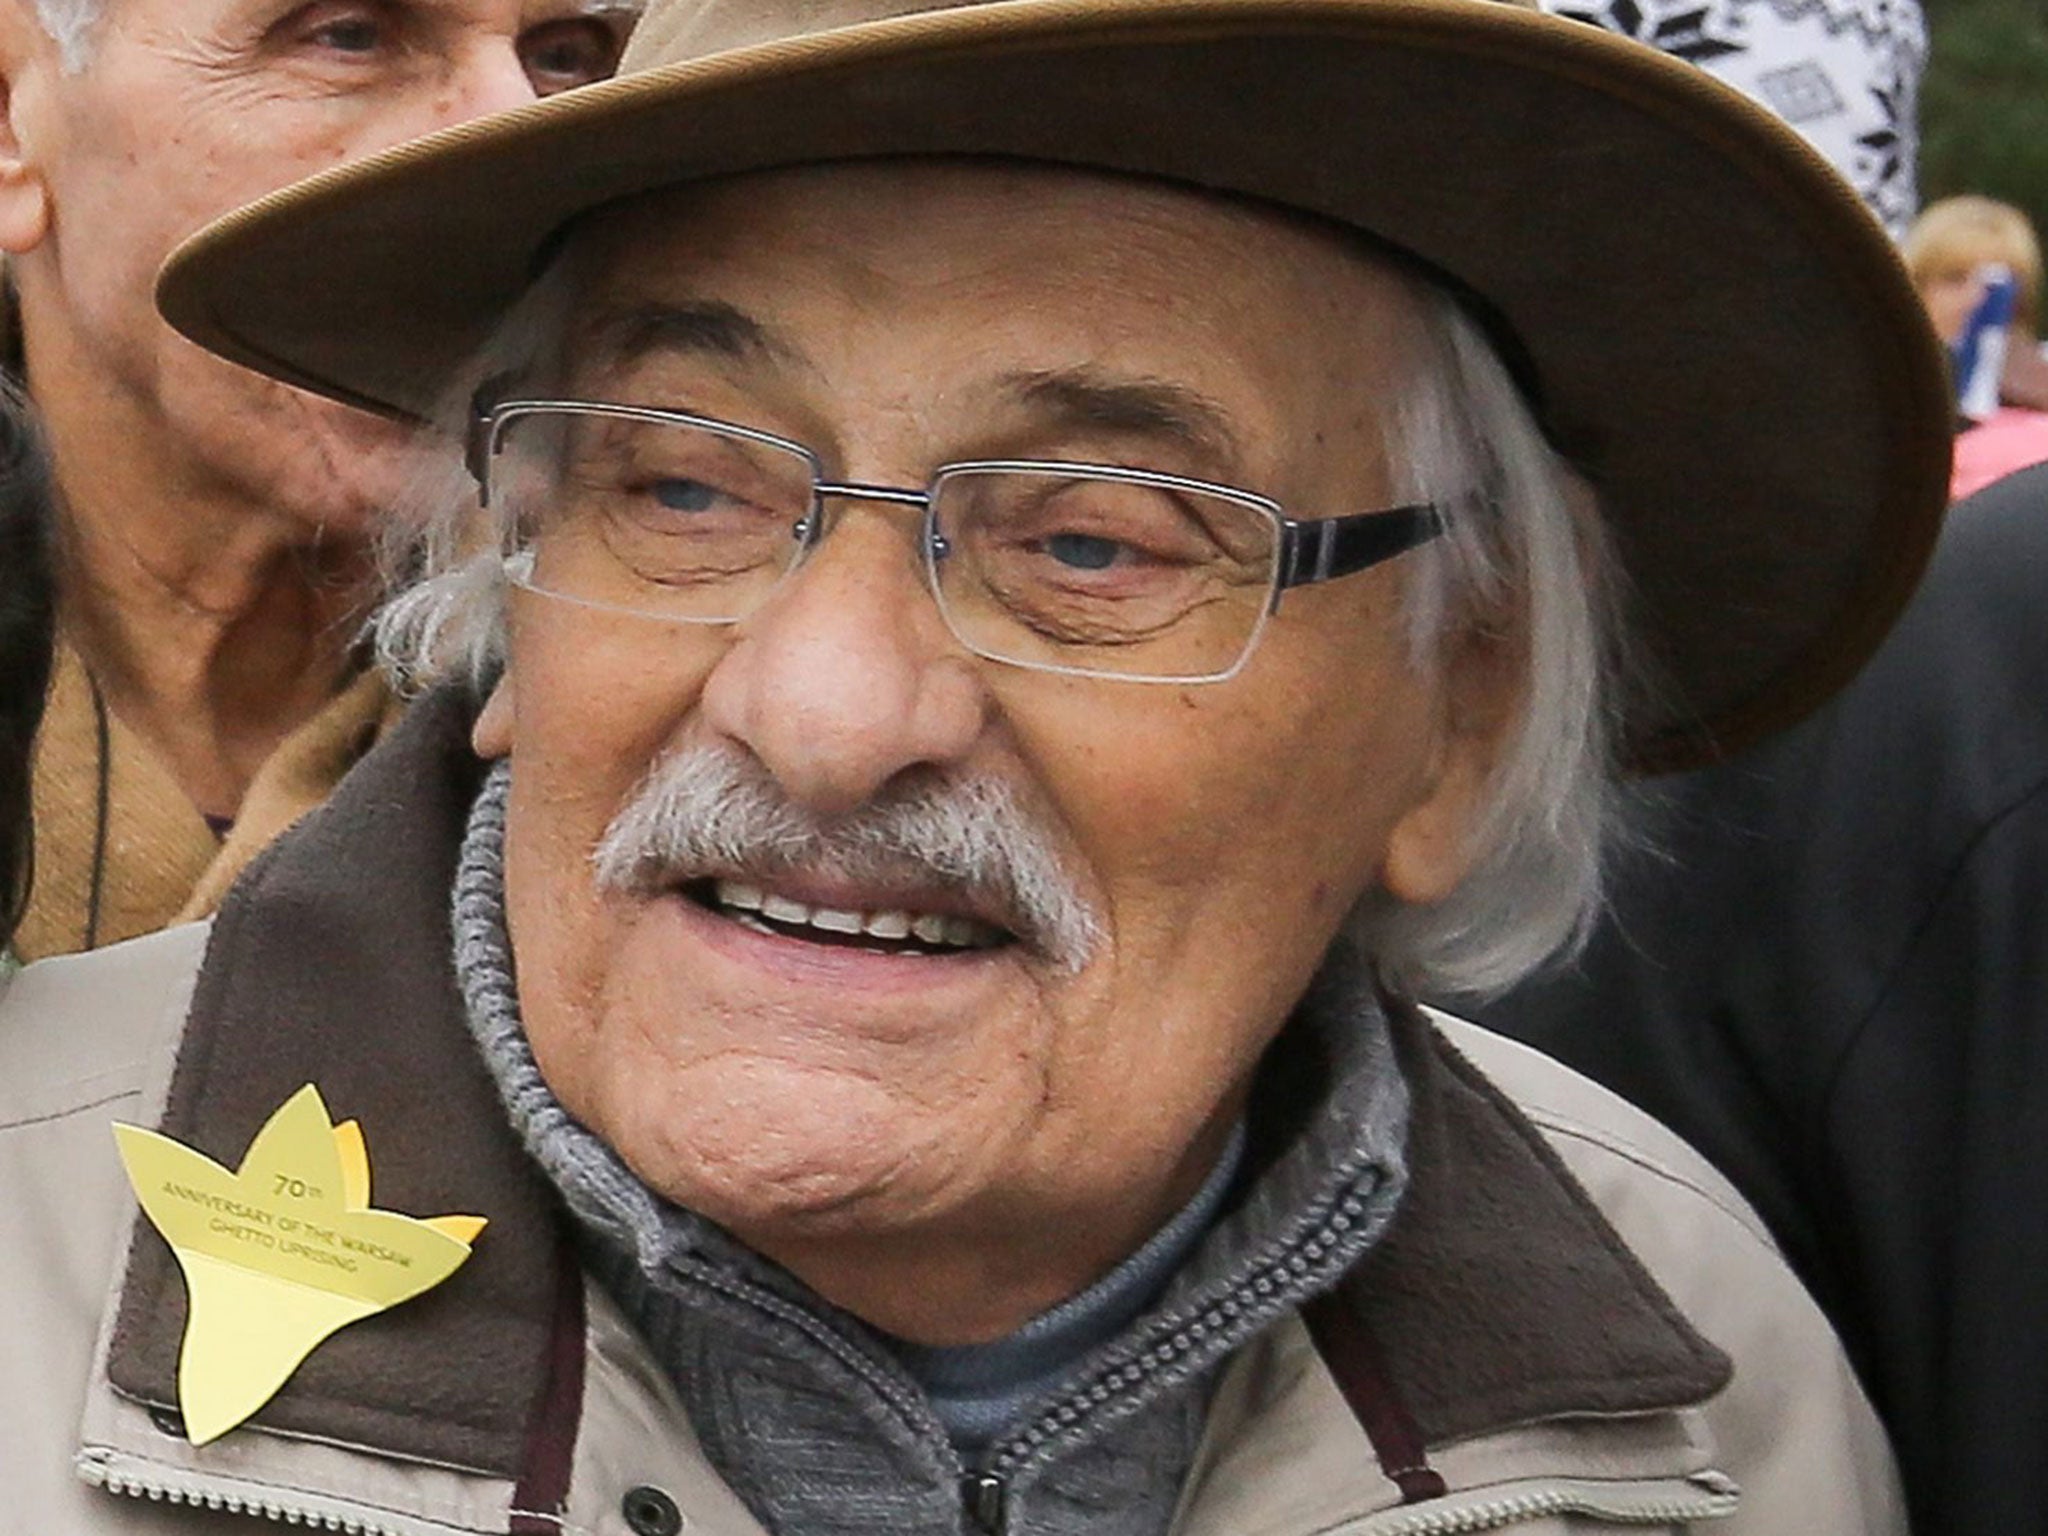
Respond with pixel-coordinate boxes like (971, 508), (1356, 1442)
(15, 643), (400, 962)
(0, 696), (1904, 1536)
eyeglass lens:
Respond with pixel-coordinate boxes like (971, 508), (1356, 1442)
(493, 406), (1283, 680)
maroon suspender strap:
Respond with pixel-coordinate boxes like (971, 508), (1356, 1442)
(1301, 1290), (1448, 1506)
(509, 1242), (589, 1534)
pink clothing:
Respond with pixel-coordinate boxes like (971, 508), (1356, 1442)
(1952, 408), (2048, 501)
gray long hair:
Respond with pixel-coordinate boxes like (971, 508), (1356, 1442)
(375, 252), (1624, 1001)
(1358, 297), (1624, 998)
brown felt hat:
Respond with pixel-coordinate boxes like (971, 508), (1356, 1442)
(156, 0), (1952, 772)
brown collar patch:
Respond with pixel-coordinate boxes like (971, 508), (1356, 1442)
(105, 689), (565, 1476)
(1335, 1003), (1732, 1447)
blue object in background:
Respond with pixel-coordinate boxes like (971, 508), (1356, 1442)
(1953, 265), (2017, 422)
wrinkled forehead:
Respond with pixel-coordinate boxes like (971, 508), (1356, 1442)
(571, 157), (1430, 318)
(537, 159), (1431, 481)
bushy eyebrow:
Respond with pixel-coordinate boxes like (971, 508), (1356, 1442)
(574, 299), (804, 376)
(1000, 368), (1244, 470)
(566, 310), (1244, 467)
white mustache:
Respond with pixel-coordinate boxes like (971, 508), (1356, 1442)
(591, 745), (1104, 971)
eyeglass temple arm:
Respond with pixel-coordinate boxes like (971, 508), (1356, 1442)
(464, 376), (524, 501)
(1275, 503), (1446, 597)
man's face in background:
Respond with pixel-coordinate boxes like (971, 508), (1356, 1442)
(0, 0), (637, 535)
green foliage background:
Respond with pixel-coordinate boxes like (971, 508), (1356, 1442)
(1919, 0), (2048, 235)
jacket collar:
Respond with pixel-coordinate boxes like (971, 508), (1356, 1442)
(106, 687), (557, 1477)
(19, 641), (400, 962)
(103, 685), (1727, 1486)
(1345, 1009), (1731, 1445)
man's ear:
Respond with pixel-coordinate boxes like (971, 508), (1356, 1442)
(0, 6), (54, 256)
(472, 673), (516, 759)
(1379, 740), (1491, 907)
(1379, 619), (1525, 907)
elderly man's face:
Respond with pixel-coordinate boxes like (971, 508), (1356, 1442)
(0, 0), (635, 531)
(477, 164), (1506, 1341)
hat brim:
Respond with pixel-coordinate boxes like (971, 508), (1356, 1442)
(156, 0), (1951, 772)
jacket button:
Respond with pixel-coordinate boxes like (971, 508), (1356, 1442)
(622, 1485), (682, 1536)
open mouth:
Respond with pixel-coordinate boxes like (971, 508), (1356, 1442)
(682, 878), (1012, 957)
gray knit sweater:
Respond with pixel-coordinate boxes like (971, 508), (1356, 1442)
(453, 762), (1411, 1536)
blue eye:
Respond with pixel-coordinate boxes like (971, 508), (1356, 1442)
(311, 18), (381, 52)
(1045, 533), (1122, 570)
(653, 479), (721, 513)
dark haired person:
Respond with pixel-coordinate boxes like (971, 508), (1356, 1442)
(0, 377), (49, 966)
(1480, 462), (2048, 1536)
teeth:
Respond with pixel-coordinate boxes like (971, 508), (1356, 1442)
(761, 892), (810, 924)
(707, 879), (998, 950)
(864, 910), (913, 940)
(719, 881), (765, 913)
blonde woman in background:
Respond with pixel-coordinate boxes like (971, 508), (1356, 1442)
(1905, 194), (2048, 498)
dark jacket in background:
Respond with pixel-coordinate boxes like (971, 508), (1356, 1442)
(1476, 463), (2048, 1536)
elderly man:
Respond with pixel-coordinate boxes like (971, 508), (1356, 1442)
(0, 0), (640, 960)
(0, 0), (1949, 1531)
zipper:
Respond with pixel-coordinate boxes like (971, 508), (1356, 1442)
(77, 1445), (424, 1536)
(962, 1471), (1008, 1535)
(1330, 1471), (1741, 1534)
(982, 1177), (1383, 1489)
(955, 1464), (1734, 1535)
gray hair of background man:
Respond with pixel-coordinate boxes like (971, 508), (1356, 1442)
(375, 250), (1624, 1002)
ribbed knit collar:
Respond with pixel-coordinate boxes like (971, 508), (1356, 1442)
(883, 1121), (1246, 1456)
(454, 759), (1413, 1536)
